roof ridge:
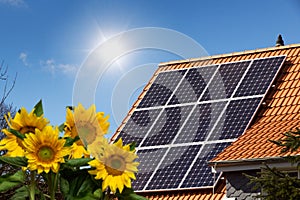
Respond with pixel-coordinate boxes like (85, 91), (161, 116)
(159, 43), (300, 67)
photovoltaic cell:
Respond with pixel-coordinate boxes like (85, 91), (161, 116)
(116, 55), (286, 191)
(182, 142), (230, 188)
(201, 61), (250, 101)
(137, 69), (187, 108)
(140, 105), (193, 147)
(174, 101), (227, 144)
(116, 108), (162, 146)
(146, 145), (202, 190)
(209, 97), (262, 141)
(168, 65), (218, 105)
(132, 148), (168, 191)
(234, 56), (285, 97)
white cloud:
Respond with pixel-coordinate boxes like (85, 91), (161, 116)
(0, 0), (26, 7)
(19, 52), (28, 66)
(41, 59), (78, 76)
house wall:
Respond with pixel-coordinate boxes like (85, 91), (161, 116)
(225, 170), (260, 200)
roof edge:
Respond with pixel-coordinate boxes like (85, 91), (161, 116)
(209, 156), (284, 166)
(210, 157), (298, 172)
(159, 43), (300, 67)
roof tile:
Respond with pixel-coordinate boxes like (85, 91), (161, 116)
(209, 45), (300, 163)
(111, 44), (300, 197)
(142, 181), (226, 200)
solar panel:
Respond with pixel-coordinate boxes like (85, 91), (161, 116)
(234, 56), (286, 97)
(174, 101), (226, 144)
(137, 69), (187, 108)
(168, 65), (218, 105)
(200, 61), (250, 101)
(116, 108), (162, 146)
(115, 55), (286, 192)
(140, 105), (193, 147)
(145, 145), (202, 190)
(181, 142), (230, 188)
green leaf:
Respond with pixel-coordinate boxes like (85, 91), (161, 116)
(10, 185), (29, 200)
(130, 142), (137, 151)
(93, 188), (103, 199)
(8, 129), (25, 140)
(62, 158), (93, 168)
(0, 156), (27, 167)
(0, 171), (25, 192)
(58, 123), (65, 132)
(60, 177), (70, 195)
(60, 169), (101, 200)
(116, 188), (148, 200)
(33, 100), (43, 117)
(127, 193), (148, 200)
(64, 136), (80, 147)
(76, 177), (94, 196)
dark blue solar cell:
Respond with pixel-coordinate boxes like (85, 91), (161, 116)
(182, 142), (230, 188)
(174, 101), (227, 144)
(209, 97), (262, 141)
(137, 70), (187, 108)
(132, 148), (168, 191)
(116, 109), (161, 146)
(168, 65), (218, 105)
(201, 61), (250, 101)
(140, 105), (193, 147)
(146, 145), (201, 190)
(234, 56), (285, 97)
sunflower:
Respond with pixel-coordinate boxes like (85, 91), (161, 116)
(0, 107), (49, 157)
(88, 138), (139, 193)
(22, 126), (70, 174)
(64, 104), (110, 158)
(87, 136), (109, 160)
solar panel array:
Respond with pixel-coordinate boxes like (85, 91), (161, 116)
(116, 55), (286, 191)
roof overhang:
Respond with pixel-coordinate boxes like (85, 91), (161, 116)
(210, 157), (298, 172)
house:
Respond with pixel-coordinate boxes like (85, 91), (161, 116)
(112, 41), (300, 199)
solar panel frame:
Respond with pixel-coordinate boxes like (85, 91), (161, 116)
(114, 55), (286, 192)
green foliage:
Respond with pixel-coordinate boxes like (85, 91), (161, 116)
(0, 156), (27, 167)
(247, 164), (300, 200)
(116, 188), (148, 200)
(8, 128), (25, 140)
(0, 171), (25, 192)
(249, 128), (300, 199)
(33, 100), (43, 117)
(61, 157), (93, 169)
(270, 128), (300, 153)
(60, 168), (102, 200)
(64, 136), (80, 147)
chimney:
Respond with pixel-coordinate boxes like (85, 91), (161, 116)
(276, 34), (284, 47)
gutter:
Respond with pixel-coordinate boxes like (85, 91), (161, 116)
(209, 157), (298, 172)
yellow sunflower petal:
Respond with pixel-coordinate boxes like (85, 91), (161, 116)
(22, 126), (70, 174)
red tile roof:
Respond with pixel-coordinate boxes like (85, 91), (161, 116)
(111, 43), (300, 198)
(140, 180), (226, 200)
(210, 44), (300, 163)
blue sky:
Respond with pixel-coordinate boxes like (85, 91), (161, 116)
(0, 0), (300, 137)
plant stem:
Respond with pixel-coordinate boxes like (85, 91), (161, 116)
(52, 172), (59, 200)
(47, 172), (57, 200)
(29, 171), (36, 200)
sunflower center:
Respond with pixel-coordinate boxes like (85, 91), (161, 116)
(76, 122), (97, 146)
(105, 155), (126, 176)
(38, 146), (54, 162)
(19, 126), (36, 134)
